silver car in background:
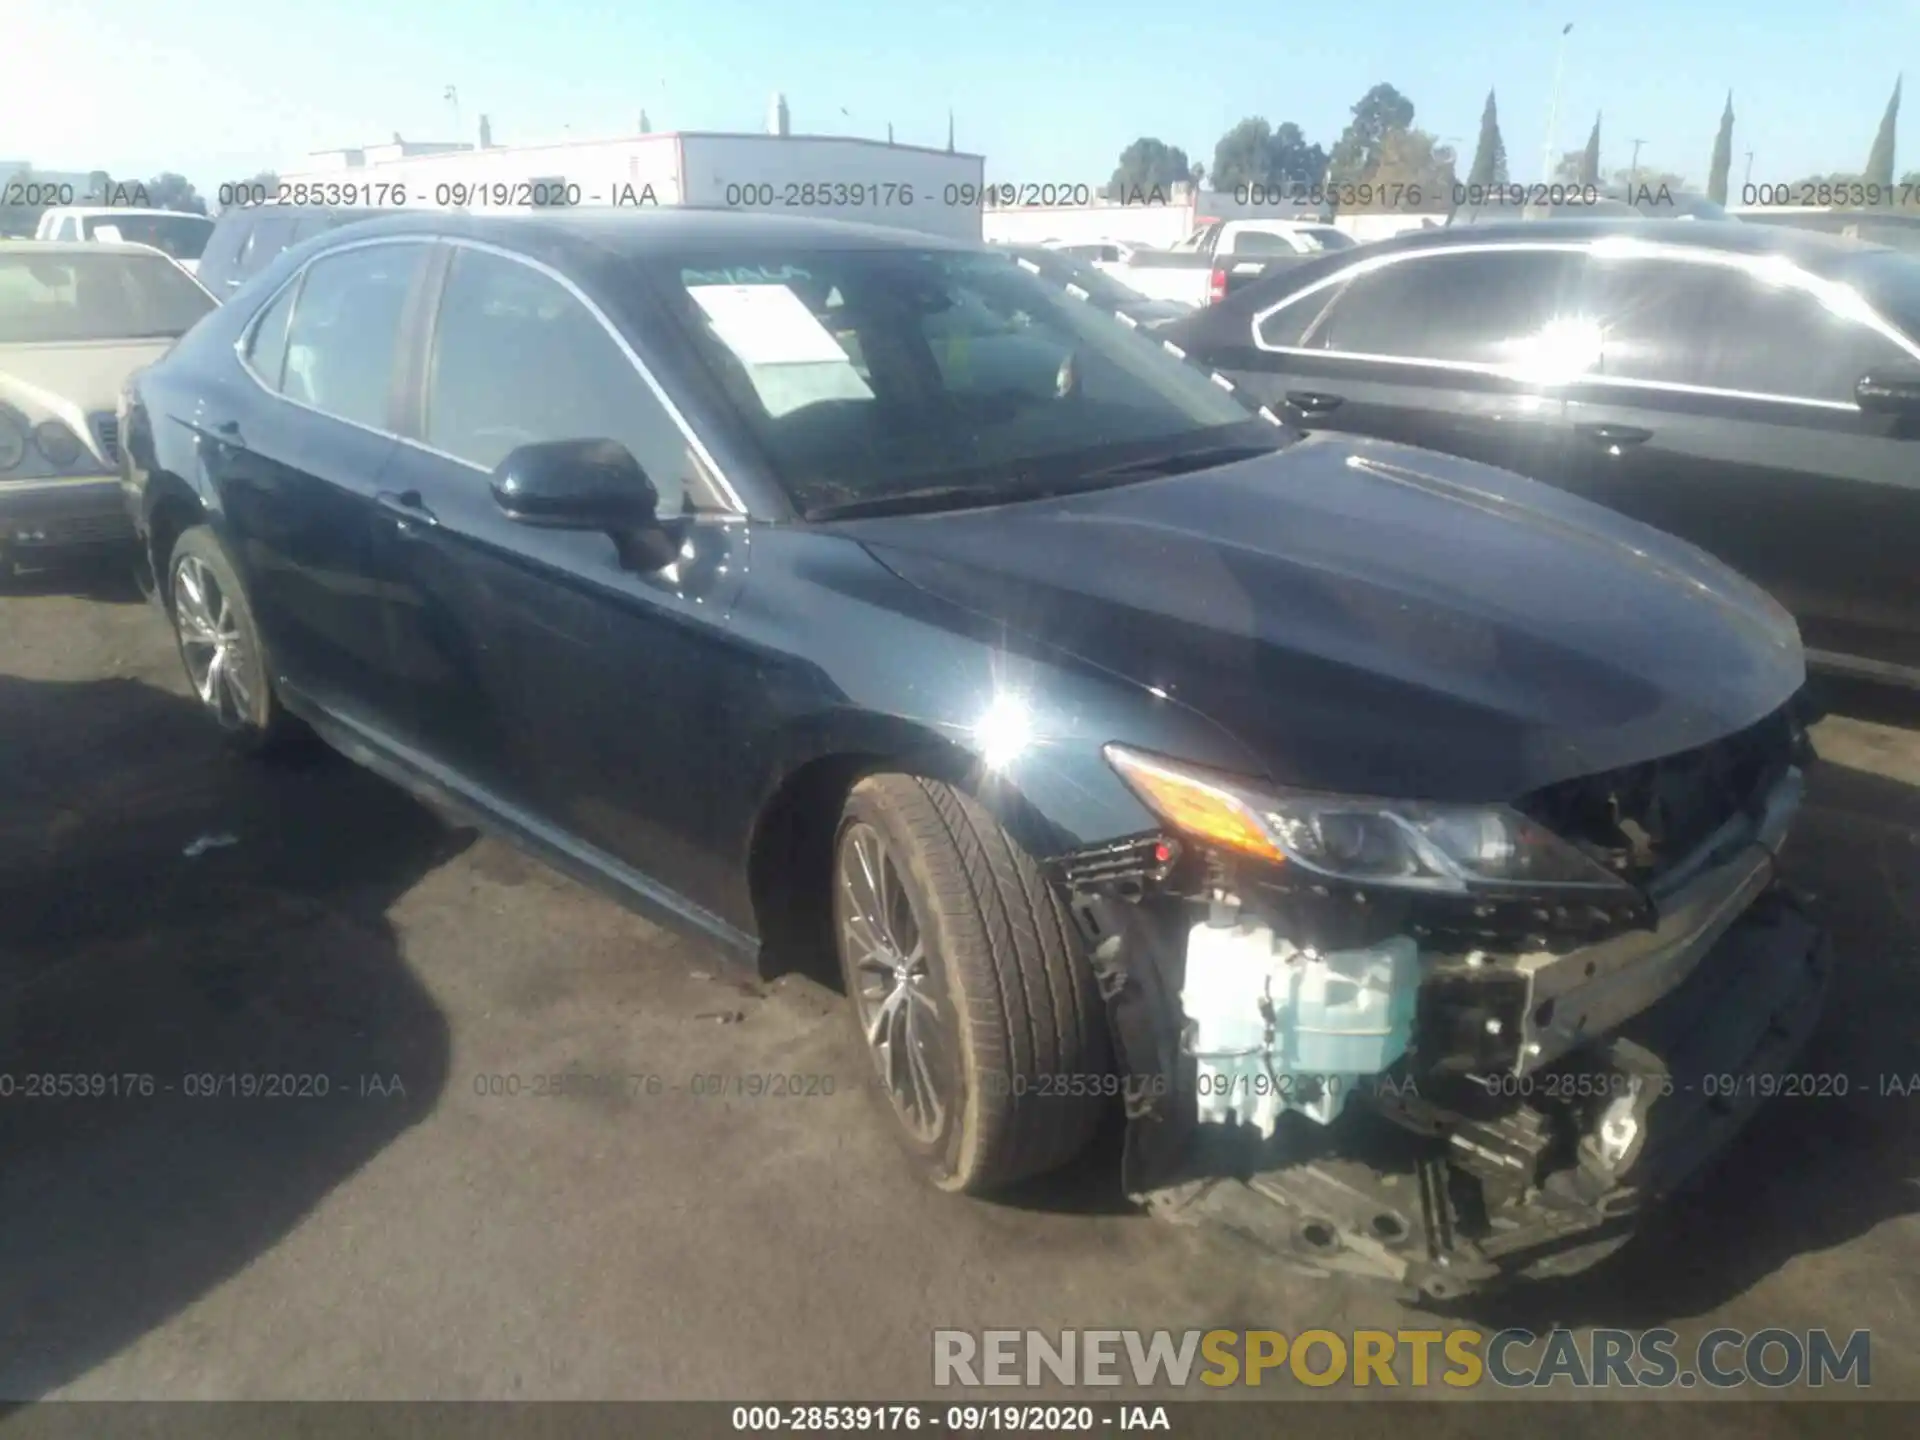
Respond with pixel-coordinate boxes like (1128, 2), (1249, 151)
(0, 241), (215, 582)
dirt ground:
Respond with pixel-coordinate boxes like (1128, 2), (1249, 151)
(2, 555), (1917, 1421)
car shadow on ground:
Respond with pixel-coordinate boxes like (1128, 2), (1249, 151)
(0, 674), (468, 1400)
(1457, 750), (1920, 1330)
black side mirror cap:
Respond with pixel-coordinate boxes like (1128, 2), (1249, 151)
(1854, 371), (1920, 417)
(490, 438), (661, 532)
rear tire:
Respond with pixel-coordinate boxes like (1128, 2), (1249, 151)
(833, 774), (1109, 1194)
(164, 525), (292, 756)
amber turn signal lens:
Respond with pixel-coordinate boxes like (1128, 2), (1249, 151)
(1105, 746), (1285, 865)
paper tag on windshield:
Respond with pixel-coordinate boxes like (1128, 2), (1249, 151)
(93, 224), (125, 243)
(688, 284), (854, 366)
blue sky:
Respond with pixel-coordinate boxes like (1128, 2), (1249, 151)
(3, 0), (1912, 193)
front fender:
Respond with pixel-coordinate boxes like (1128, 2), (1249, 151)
(731, 529), (1269, 863)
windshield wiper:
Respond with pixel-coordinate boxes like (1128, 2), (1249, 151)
(806, 482), (1029, 521)
(1076, 442), (1284, 482)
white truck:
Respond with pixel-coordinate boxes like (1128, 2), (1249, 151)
(31, 208), (216, 275)
(1096, 218), (1357, 308)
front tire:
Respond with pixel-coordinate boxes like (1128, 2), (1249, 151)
(165, 525), (289, 754)
(833, 774), (1109, 1194)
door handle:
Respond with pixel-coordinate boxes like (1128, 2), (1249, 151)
(1575, 424), (1653, 448)
(375, 489), (439, 534)
(1285, 390), (1345, 416)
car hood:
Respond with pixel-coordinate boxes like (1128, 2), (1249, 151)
(840, 433), (1806, 802)
(1, 338), (174, 417)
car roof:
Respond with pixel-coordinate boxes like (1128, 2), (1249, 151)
(43, 207), (211, 221)
(0, 238), (193, 258)
(1165, 215), (1918, 350)
(1340, 216), (1892, 276)
(214, 204), (386, 223)
(313, 207), (979, 258)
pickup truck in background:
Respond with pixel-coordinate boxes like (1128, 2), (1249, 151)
(1094, 219), (1359, 308)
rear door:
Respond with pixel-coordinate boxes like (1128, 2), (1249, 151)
(1558, 252), (1920, 672)
(211, 239), (432, 726)
(1218, 245), (1589, 478)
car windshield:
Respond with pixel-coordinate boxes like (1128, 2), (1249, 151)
(82, 213), (215, 260)
(653, 246), (1276, 517)
(1011, 250), (1154, 309)
(0, 250), (215, 343)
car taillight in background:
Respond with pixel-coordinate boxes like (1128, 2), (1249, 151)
(1208, 267), (1228, 304)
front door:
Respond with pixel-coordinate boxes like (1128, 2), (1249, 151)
(375, 242), (751, 918)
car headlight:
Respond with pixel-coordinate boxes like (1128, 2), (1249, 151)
(1104, 744), (1629, 894)
(0, 410), (25, 471)
(32, 419), (84, 469)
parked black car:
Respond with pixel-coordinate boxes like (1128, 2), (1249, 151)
(123, 210), (1827, 1297)
(195, 205), (389, 299)
(1164, 218), (1920, 687)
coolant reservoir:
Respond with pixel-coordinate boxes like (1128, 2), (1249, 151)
(1181, 919), (1420, 1138)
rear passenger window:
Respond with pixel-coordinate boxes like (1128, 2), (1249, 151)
(280, 243), (424, 428)
(1256, 250), (1591, 372)
(244, 280), (299, 389)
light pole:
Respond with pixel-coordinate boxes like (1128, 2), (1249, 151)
(444, 86), (461, 144)
(1541, 22), (1574, 183)
(1744, 150), (1755, 189)
(1628, 137), (1645, 192)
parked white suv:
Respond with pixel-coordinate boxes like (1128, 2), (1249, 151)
(32, 208), (215, 275)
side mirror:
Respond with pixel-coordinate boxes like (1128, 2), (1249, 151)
(490, 439), (681, 570)
(490, 438), (660, 531)
(1855, 371), (1920, 418)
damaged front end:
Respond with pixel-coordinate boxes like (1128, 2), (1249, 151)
(1052, 703), (1832, 1301)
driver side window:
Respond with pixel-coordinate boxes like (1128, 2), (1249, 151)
(423, 247), (692, 512)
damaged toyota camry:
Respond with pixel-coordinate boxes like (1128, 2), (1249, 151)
(122, 211), (1830, 1300)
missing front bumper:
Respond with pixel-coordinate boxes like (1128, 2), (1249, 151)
(1075, 884), (1829, 1300)
(0, 476), (134, 553)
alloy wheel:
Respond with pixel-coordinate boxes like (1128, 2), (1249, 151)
(172, 554), (258, 728)
(838, 821), (955, 1143)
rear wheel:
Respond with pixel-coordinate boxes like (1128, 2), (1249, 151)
(165, 525), (290, 754)
(833, 774), (1109, 1194)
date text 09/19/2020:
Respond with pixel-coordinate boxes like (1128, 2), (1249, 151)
(0, 1072), (408, 1099)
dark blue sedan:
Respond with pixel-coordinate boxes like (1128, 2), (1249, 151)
(121, 209), (1827, 1297)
